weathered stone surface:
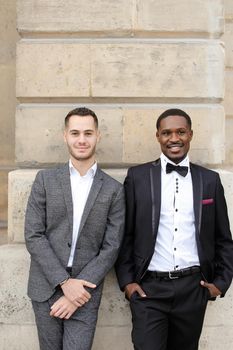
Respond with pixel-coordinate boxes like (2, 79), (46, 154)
(137, 0), (224, 36)
(16, 43), (90, 98)
(226, 116), (233, 163)
(93, 326), (133, 350)
(0, 170), (9, 222)
(8, 170), (37, 243)
(200, 325), (233, 350)
(0, 325), (39, 350)
(16, 42), (224, 99)
(92, 43), (224, 98)
(224, 0), (233, 19)
(17, 0), (224, 37)
(17, 0), (132, 34)
(223, 22), (233, 68)
(224, 71), (233, 115)
(0, 245), (32, 324)
(16, 105), (224, 165)
(0, 244), (233, 350)
(123, 106), (225, 165)
(15, 106), (123, 165)
(8, 169), (126, 243)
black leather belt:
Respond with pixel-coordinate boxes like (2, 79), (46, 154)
(146, 266), (200, 280)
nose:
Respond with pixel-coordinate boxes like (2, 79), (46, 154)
(78, 133), (86, 143)
(169, 132), (179, 142)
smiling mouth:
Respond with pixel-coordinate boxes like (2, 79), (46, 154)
(167, 143), (183, 149)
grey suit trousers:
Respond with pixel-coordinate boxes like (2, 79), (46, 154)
(32, 289), (99, 350)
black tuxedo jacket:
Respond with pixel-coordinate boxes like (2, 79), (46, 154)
(116, 159), (233, 296)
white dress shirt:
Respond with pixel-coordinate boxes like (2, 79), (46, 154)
(67, 160), (97, 267)
(148, 153), (200, 272)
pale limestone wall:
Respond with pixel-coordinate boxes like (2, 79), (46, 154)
(224, 0), (233, 163)
(2, 169), (233, 350)
(0, 0), (18, 235)
(1, 0), (233, 349)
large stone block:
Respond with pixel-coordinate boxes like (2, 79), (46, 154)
(16, 43), (90, 98)
(15, 106), (123, 165)
(17, 0), (224, 37)
(17, 0), (133, 35)
(123, 106), (225, 165)
(223, 22), (233, 68)
(16, 42), (224, 99)
(16, 105), (225, 165)
(8, 169), (127, 243)
(137, 0), (224, 36)
(224, 70), (233, 116)
(91, 42), (224, 98)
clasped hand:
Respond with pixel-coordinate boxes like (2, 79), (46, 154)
(50, 278), (96, 319)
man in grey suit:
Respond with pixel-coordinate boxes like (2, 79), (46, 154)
(25, 107), (125, 350)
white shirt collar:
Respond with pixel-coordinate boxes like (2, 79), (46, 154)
(69, 159), (97, 178)
(160, 153), (190, 174)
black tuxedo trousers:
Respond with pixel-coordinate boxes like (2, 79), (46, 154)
(130, 271), (208, 350)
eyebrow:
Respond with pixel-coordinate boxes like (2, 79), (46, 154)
(69, 129), (95, 132)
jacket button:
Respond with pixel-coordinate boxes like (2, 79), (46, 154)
(67, 242), (71, 248)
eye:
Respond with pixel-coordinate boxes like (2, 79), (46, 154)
(161, 130), (170, 136)
(178, 130), (186, 136)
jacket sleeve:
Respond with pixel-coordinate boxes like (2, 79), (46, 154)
(212, 174), (233, 295)
(24, 171), (69, 289)
(115, 168), (137, 290)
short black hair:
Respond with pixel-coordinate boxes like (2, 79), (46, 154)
(65, 107), (98, 129)
(156, 108), (192, 130)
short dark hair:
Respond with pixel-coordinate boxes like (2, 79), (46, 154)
(65, 107), (98, 129)
(156, 108), (192, 130)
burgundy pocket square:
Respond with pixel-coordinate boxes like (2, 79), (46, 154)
(202, 198), (214, 205)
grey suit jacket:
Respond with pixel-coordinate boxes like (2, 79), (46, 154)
(25, 163), (125, 303)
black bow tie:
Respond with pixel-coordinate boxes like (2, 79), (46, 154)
(166, 163), (188, 177)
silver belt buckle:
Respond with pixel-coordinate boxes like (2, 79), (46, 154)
(169, 271), (179, 279)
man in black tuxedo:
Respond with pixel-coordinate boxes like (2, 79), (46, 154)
(116, 109), (233, 350)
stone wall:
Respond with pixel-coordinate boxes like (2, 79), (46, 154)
(0, 0), (18, 241)
(1, 0), (233, 349)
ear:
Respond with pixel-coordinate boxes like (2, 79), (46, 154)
(156, 130), (159, 141)
(189, 129), (193, 140)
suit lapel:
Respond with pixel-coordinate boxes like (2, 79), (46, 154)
(78, 167), (103, 235)
(150, 160), (161, 239)
(190, 163), (203, 236)
(57, 163), (73, 230)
